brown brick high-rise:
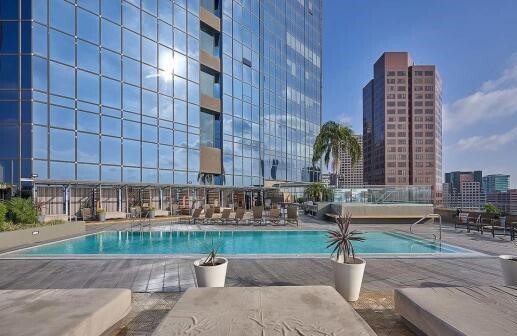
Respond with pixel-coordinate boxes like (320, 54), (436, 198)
(363, 52), (442, 202)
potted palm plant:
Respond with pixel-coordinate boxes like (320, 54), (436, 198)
(193, 239), (228, 287)
(327, 213), (366, 301)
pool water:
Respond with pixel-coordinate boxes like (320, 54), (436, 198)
(15, 230), (472, 256)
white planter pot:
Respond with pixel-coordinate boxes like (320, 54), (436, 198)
(194, 257), (228, 287)
(499, 255), (517, 286)
(332, 257), (366, 302)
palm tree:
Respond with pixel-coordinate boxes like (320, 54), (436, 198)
(305, 182), (332, 202)
(312, 121), (361, 184)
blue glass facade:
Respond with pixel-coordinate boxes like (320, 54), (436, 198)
(0, 0), (321, 189)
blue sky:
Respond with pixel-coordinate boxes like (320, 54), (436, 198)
(323, 0), (517, 187)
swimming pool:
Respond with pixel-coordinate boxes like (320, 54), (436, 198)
(9, 230), (476, 257)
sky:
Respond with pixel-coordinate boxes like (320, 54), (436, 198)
(323, 0), (517, 187)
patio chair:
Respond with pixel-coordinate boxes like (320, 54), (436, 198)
(454, 212), (470, 231)
(251, 206), (265, 226)
(80, 207), (92, 221)
(170, 204), (180, 216)
(482, 217), (508, 238)
(267, 208), (283, 226)
(467, 214), (483, 233)
(215, 208), (232, 225)
(510, 222), (517, 241)
(286, 206), (299, 226)
(202, 207), (215, 224)
(188, 207), (203, 224)
(226, 208), (246, 225)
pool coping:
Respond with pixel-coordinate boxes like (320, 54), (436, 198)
(0, 229), (487, 259)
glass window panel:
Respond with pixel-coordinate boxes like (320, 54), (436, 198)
(77, 111), (99, 133)
(0, 22), (18, 53)
(188, 58), (199, 83)
(142, 0), (157, 15)
(123, 120), (140, 139)
(174, 4), (186, 31)
(188, 133), (199, 148)
(188, 81), (199, 103)
(77, 163), (99, 181)
(102, 116), (121, 136)
(142, 142), (158, 167)
(142, 38), (157, 66)
(49, 29), (75, 65)
(174, 99), (187, 123)
(0, 56), (17, 89)
(174, 76), (187, 99)
(123, 28), (140, 59)
(187, 35), (199, 59)
(123, 139), (140, 166)
(33, 0), (48, 23)
(50, 62), (75, 97)
(32, 56), (48, 92)
(142, 12), (157, 39)
(32, 23), (47, 57)
(158, 45), (173, 71)
(123, 84), (140, 112)
(174, 28), (186, 53)
(158, 21), (173, 47)
(158, 0), (173, 23)
(33, 102), (48, 125)
(77, 8), (99, 43)
(188, 149), (199, 172)
(123, 2), (140, 32)
(123, 167), (140, 182)
(159, 95), (173, 120)
(159, 170), (173, 183)
(187, 13), (199, 37)
(101, 19), (121, 52)
(200, 111), (214, 147)
(77, 70), (100, 103)
(101, 136), (121, 164)
(50, 0), (74, 33)
(174, 130), (187, 147)
(101, 165), (121, 181)
(50, 161), (75, 180)
(101, 77), (121, 108)
(173, 52), (187, 77)
(123, 56), (140, 85)
(50, 128), (75, 161)
(188, 103), (199, 127)
(142, 64), (158, 91)
(158, 71), (173, 95)
(77, 132), (99, 163)
(142, 124), (157, 142)
(187, 0), (199, 15)
(77, 0), (99, 13)
(142, 168), (157, 183)
(50, 105), (75, 129)
(77, 40), (100, 73)
(102, 1), (121, 24)
(101, 49), (121, 80)
(159, 127), (173, 145)
(142, 90), (158, 117)
(174, 147), (187, 170)
(33, 126), (48, 159)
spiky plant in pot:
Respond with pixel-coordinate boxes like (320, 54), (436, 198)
(327, 213), (365, 263)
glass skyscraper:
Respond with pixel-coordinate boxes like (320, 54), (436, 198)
(0, 0), (321, 212)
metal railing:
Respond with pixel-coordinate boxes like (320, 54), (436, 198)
(410, 213), (442, 240)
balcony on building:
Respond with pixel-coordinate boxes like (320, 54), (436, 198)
(200, 24), (220, 73)
(200, 0), (221, 31)
(200, 69), (221, 113)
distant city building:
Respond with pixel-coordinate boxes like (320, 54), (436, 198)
(443, 171), (484, 209)
(321, 174), (331, 186)
(482, 174), (510, 193)
(338, 135), (364, 187)
(362, 52), (442, 202)
(486, 189), (517, 214)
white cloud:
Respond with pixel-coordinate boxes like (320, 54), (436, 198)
(444, 55), (517, 131)
(336, 113), (353, 126)
(451, 126), (517, 151)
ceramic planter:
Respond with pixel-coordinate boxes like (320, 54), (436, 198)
(332, 257), (366, 301)
(97, 212), (106, 222)
(499, 255), (517, 285)
(194, 257), (228, 287)
(148, 210), (155, 219)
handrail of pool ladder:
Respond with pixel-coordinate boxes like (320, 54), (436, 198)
(410, 214), (442, 240)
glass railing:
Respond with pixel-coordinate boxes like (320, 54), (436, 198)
(332, 185), (432, 204)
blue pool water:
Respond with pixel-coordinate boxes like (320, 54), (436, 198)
(15, 230), (471, 255)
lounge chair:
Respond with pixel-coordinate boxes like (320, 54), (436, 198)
(467, 214), (483, 232)
(454, 212), (469, 231)
(226, 208), (246, 225)
(251, 206), (264, 226)
(202, 207), (215, 224)
(267, 208), (283, 226)
(188, 207), (202, 224)
(286, 206), (299, 226)
(214, 208), (232, 225)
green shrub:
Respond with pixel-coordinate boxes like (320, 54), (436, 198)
(0, 202), (7, 224)
(6, 197), (38, 224)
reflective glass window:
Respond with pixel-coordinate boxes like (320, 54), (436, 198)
(174, 99), (187, 124)
(173, 147), (187, 170)
(159, 144), (173, 169)
(142, 0), (157, 16)
(158, 21), (173, 47)
(187, 13), (199, 37)
(123, 29), (140, 59)
(77, 8), (99, 43)
(174, 130), (187, 147)
(101, 19), (121, 52)
(50, 161), (75, 179)
(101, 136), (121, 164)
(142, 38), (157, 66)
(77, 70), (100, 103)
(174, 4), (186, 31)
(102, 116), (121, 136)
(101, 77), (121, 108)
(174, 52), (187, 77)
(77, 163), (99, 181)
(142, 124), (158, 142)
(50, 0), (74, 33)
(142, 90), (158, 117)
(158, 0), (173, 23)
(188, 149), (199, 171)
(174, 76), (187, 100)
(32, 23), (48, 57)
(123, 2), (140, 32)
(188, 81), (199, 103)
(77, 40), (99, 73)
(123, 120), (140, 139)
(123, 84), (140, 112)
(123, 167), (140, 182)
(50, 105), (75, 129)
(77, 0), (99, 13)
(174, 28), (186, 54)
(123, 56), (140, 85)
(188, 58), (199, 82)
(101, 165), (121, 181)
(123, 139), (141, 166)
(77, 111), (99, 133)
(33, 102), (48, 125)
(159, 95), (173, 120)
(142, 12), (157, 39)
(101, 49), (121, 80)
(142, 168), (157, 183)
(142, 142), (157, 167)
(0, 56), (18, 89)
(77, 132), (100, 163)
(0, 22), (18, 53)
(159, 127), (173, 145)
(50, 62), (75, 97)
(101, 1), (121, 24)
(33, 126), (48, 159)
(187, 36), (199, 59)
(50, 128), (75, 161)
(32, 56), (48, 92)
(49, 29), (75, 65)
(142, 64), (158, 91)
(158, 45), (173, 71)
(33, 0), (47, 24)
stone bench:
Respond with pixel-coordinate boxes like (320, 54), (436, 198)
(154, 209), (169, 217)
(152, 286), (376, 335)
(105, 211), (127, 220)
(0, 288), (131, 336)
(395, 286), (517, 336)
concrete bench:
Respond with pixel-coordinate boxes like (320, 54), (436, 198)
(0, 289), (131, 336)
(154, 209), (169, 217)
(395, 286), (517, 336)
(39, 214), (69, 223)
(105, 211), (127, 220)
(152, 286), (376, 335)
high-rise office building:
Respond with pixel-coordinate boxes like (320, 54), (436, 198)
(0, 0), (321, 214)
(482, 174), (510, 193)
(363, 52), (442, 201)
(338, 135), (363, 187)
(443, 171), (484, 209)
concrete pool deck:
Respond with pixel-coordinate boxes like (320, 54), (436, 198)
(0, 215), (516, 335)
